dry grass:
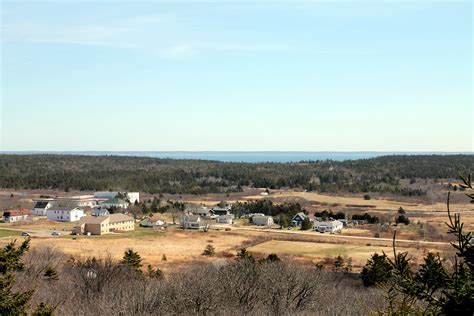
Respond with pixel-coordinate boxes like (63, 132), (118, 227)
(247, 239), (441, 270)
(0, 228), (253, 272)
(242, 191), (473, 213)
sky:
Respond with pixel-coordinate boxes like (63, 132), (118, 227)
(1, 0), (472, 152)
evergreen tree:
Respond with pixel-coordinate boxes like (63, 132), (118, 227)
(395, 214), (410, 225)
(121, 249), (143, 275)
(382, 174), (474, 315)
(202, 244), (215, 257)
(32, 302), (56, 316)
(266, 253), (281, 262)
(332, 255), (344, 272)
(43, 266), (59, 281)
(146, 264), (163, 279)
(0, 239), (34, 315)
(237, 248), (254, 261)
(300, 217), (313, 230)
(360, 253), (392, 287)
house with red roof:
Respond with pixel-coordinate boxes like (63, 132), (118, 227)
(3, 209), (31, 223)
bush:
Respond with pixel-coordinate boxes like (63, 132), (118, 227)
(395, 214), (410, 225)
(202, 244), (215, 257)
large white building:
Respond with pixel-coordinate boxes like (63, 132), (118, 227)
(47, 206), (85, 222)
(94, 191), (140, 204)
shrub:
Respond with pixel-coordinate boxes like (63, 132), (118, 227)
(202, 244), (215, 257)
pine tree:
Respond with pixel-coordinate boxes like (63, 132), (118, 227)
(202, 244), (215, 257)
(146, 264), (163, 279)
(237, 248), (254, 261)
(121, 249), (143, 275)
(300, 217), (313, 230)
(43, 266), (59, 281)
(332, 255), (344, 272)
(383, 174), (474, 315)
(0, 239), (34, 315)
(265, 253), (281, 262)
(32, 302), (56, 316)
(360, 253), (392, 287)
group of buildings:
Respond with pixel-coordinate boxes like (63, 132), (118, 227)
(181, 204), (234, 230)
(248, 212), (344, 233)
(2, 191), (140, 236)
(3, 192), (345, 234)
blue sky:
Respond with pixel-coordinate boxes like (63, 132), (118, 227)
(1, 1), (472, 151)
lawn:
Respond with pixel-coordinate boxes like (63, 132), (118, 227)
(0, 228), (21, 238)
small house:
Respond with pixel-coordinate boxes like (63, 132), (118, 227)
(181, 214), (208, 230)
(211, 207), (231, 217)
(3, 209), (31, 223)
(32, 200), (53, 216)
(291, 212), (309, 227)
(91, 206), (109, 217)
(216, 214), (234, 224)
(314, 220), (343, 233)
(252, 215), (274, 226)
(140, 214), (166, 227)
(187, 206), (211, 218)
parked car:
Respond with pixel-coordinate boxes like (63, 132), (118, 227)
(51, 231), (61, 236)
(21, 231), (31, 237)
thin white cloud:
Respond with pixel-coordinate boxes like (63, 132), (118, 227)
(161, 43), (195, 58)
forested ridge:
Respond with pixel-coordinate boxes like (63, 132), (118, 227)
(0, 154), (472, 195)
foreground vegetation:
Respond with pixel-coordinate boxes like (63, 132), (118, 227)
(0, 154), (472, 194)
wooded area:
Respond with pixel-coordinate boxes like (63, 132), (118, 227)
(0, 154), (472, 195)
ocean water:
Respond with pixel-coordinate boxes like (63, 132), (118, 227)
(2, 151), (471, 163)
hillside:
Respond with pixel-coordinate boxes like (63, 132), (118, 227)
(0, 154), (472, 195)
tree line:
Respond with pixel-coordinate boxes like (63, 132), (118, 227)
(0, 154), (472, 195)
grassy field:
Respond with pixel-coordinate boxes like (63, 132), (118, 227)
(247, 239), (433, 269)
(0, 228), (254, 271)
(0, 228), (21, 238)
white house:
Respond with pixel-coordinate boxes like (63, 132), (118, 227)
(3, 209), (31, 223)
(181, 214), (208, 230)
(140, 215), (166, 227)
(32, 200), (54, 216)
(252, 215), (274, 226)
(314, 220), (343, 233)
(94, 192), (140, 204)
(91, 206), (109, 217)
(47, 206), (85, 222)
(216, 214), (234, 224)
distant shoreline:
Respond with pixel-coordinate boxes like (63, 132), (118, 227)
(0, 151), (472, 163)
